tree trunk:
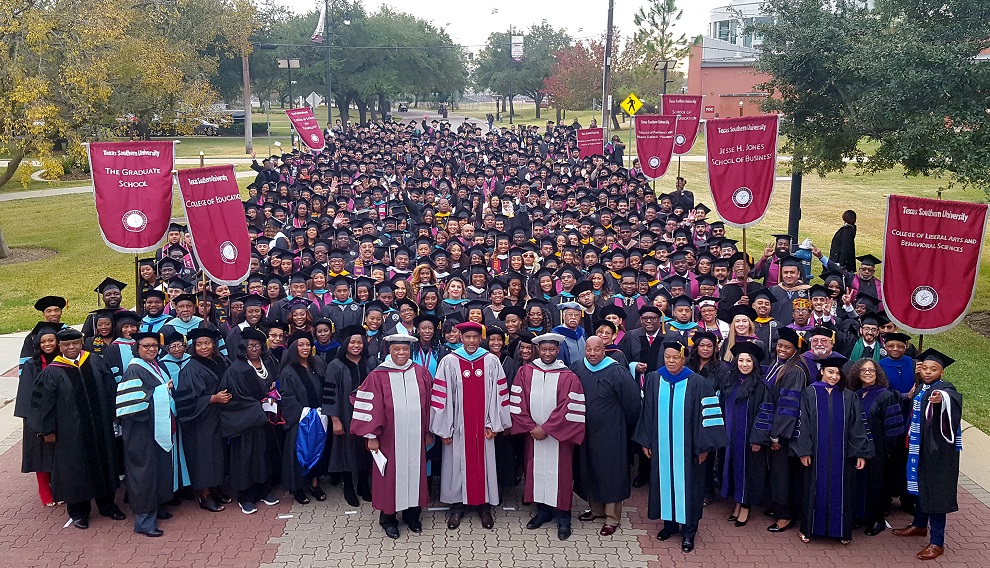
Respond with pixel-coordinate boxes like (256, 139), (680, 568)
(501, 96), (507, 112)
(508, 94), (515, 120)
(0, 225), (10, 259)
(0, 147), (26, 189)
(610, 103), (620, 131)
(369, 98), (379, 122)
(534, 94), (542, 119)
(336, 96), (350, 125)
(378, 93), (389, 116)
(356, 99), (369, 126)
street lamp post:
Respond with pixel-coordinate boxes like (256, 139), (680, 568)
(655, 58), (677, 99)
(277, 58), (301, 108)
(739, 100), (745, 117)
(323, 2), (351, 126)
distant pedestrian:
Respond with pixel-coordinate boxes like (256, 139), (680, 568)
(829, 210), (857, 272)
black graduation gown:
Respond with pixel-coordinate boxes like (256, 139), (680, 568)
(219, 360), (275, 491)
(279, 359), (328, 492)
(15, 358), (54, 474)
(855, 386), (904, 522)
(494, 353), (522, 488)
(791, 383), (874, 540)
(323, 352), (371, 473)
(572, 359), (641, 504)
(175, 356), (228, 490)
(322, 302), (364, 340)
(913, 381), (962, 515)
(754, 319), (780, 365)
(618, 328), (664, 378)
(29, 355), (119, 504)
(116, 363), (175, 515)
(718, 372), (771, 506)
(633, 370), (728, 525)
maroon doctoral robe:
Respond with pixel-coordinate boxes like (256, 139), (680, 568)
(509, 359), (586, 510)
(349, 359), (433, 514)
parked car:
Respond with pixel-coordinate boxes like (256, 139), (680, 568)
(397, 102), (409, 112)
(194, 119), (220, 136)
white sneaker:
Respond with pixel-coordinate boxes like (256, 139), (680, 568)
(261, 494), (280, 506)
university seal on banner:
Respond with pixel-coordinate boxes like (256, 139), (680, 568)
(310, 133), (319, 144)
(122, 210), (148, 232)
(732, 187), (754, 208)
(648, 156), (661, 168)
(910, 286), (938, 311)
(220, 241), (238, 264)
(675, 134), (686, 145)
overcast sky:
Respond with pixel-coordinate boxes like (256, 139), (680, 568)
(276, 0), (726, 52)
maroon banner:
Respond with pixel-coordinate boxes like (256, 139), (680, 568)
(635, 115), (678, 179)
(285, 107), (326, 151)
(577, 127), (604, 158)
(176, 165), (252, 285)
(88, 140), (175, 253)
(662, 94), (703, 155)
(705, 115), (779, 228)
(882, 195), (989, 334)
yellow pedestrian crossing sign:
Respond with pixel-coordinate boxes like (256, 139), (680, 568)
(621, 93), (643, 116)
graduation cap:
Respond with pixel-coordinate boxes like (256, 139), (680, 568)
(663, 275), (689, 291)
(34, 296), (67, 311)
(727, 304), (758, 322)
(241, 294), (270, 308)
(30, 321), (61, 337)
(285, 297), (313, 312)
(883, 332), (911, 345)
(166, 277), (193, 292)
(157, 257), (183, 275)
(163, 331), (186, 346)
(777, 327), (807, 352)
(778, 255), (803, 269)
(661, 340), (688, 356)
(730, 341), (765, 362)
(56, 327), (84, 341)
(143, 289), (166, 301)
(497, 305), (527, 321)
(172, 293), (198, 305)
(856, 254), (882, 266)
(815, 355), (848, 370)
(95, 277), (127, 294)
(807, 326), (838, 343)
(808, 284), (831, 298)
(599, 304), (627, 321)
(187, 327), (221, 342)
(772, 233), (794, 242)
(859, 311), (889, 327)
(287, 271), (310, 285)
(819, 270), (846, 287)
(854, 291), (880, 311)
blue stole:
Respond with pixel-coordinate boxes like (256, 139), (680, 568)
(160, 354), (190, 386)
(129, 358), (190, 491)
(453, 346), (488, 362)
(880, 356), (915, 394)
(165, 316), (204, 336)
(413, 346), (439, 376)
(140, 314), (171, 333)
(583, 356), (616, 372)
(668, 320), (698, 332)
(110, 339), (135, 380)
(656, 365), (693, 523)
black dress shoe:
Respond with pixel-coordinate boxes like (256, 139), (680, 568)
(767, 522), (792, 533)
(446, 510), (464, 530)
(310, 485), (326, 501)
(200, 497), (224, 512)
(139, 529), (164, 537)
(211, 489), (232, 505)
(292, 490), (310, 505)
(479, 507), (495, 529)
(734, 519), (748, 527)
(864, 522), (886, 536)
(632, 475), (649, 488)
(102, 508), (126, 521)
(407, 519), (423, 533)
(343, 487), (360, 508)
(156, 510), (173, 520)
(681, 537), (695, 553)
(578, 510), (604, 522)
(526, 514), (550, 530)
(383, 524), (400, 539)
(72, 518), (89, 530)
(657, 526), (679, 541)
(558, 525), (572, 541)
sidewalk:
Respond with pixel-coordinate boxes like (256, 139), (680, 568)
(0, 170), (258, 203)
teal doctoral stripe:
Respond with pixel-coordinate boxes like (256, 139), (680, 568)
(117, 402), (149, 417)
(701, 396), (719, 406)
(703, 417), (724, 427)
(117, 378), (143, 391)
(702, 406), (721, 417)
(672, 378), (687, 525)
(658, 382), (672, 517)
(116, 391), (146, 405)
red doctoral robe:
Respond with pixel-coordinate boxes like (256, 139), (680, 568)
(509, 359), (586, 510)
(430, 348), (511, 506)
(349, 359), (433, 514)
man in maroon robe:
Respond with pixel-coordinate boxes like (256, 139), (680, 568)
(509, 333), (586, 540)
(350, 333), (434, 538)
(430, 321), (511, 530)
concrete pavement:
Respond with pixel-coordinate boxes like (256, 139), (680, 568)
(0, 170), (259, 202)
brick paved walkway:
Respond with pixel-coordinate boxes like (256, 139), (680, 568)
(3, 424), (990, 567)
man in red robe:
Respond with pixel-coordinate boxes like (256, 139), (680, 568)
(510, 332), (586, 540)
(350, 333), (434, 539)
(430, 321), (511, 530)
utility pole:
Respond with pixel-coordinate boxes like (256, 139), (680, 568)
(242, 53), (253, 153)
(332, 0), (333, 128)
(602, 0), (615, 143)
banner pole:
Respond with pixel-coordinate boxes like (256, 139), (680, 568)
(741, 228), (749, 296)
(917, 334), (924, 352)
(134, 255), (142, 313)
(677, 155), (681, 178)
(629, 115), (635, 169)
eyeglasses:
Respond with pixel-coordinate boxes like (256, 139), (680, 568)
(860, 368), (877, 374)
(138, 343), (159, 349)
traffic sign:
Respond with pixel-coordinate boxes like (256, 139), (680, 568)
(621, 93), (643, 116)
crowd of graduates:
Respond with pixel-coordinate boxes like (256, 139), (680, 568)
(11, 117), (964, 559)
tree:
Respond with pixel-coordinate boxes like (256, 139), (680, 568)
(474, 24), (571, 119)
(632, 0), (691, 61)
(0, 0), (259, 188)
(754, 0), (990, 194)
(543, 40), (604, 111)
